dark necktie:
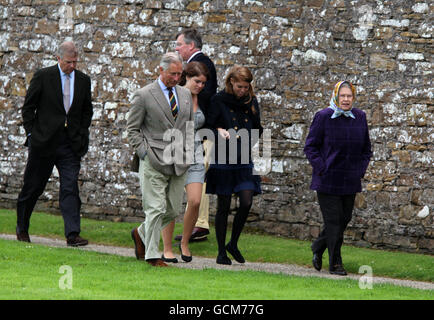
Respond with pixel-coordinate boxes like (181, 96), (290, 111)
(168, 87), (178, 120)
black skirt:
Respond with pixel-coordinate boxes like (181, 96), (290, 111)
(205, 163), (261, 196)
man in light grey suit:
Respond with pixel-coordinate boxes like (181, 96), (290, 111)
(127, 52), (193, 267)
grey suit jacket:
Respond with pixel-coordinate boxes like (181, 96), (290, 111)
(127, 80), (194, 176)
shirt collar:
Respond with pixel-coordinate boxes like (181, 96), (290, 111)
(187, 50), (202, 63)
(58, 64), (74, 78)
(158, 77), (175, 93)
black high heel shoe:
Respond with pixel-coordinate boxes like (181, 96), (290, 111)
(179, 243), (192, 262)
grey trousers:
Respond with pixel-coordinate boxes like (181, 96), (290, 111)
(137, 156), (186, 260)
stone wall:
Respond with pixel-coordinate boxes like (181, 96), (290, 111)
(0, 0), (432, 253)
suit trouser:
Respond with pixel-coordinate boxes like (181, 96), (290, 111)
(311, 192), (355, 267)
(16, 131), (82, 238)
(194, 139), (213, 229)
(137, 156), (186, 260)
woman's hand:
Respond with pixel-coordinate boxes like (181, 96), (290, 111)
(217, 128), (230, 140)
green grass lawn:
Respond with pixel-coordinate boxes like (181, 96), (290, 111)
(1, 209), (432, 283)
(1, 208), (433, 300)
(0, 239), (432, 300)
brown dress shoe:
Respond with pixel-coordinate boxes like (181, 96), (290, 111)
(67, 235), (89, 247)
(131, 227), (145, 260)
(147, 258), (169, 267)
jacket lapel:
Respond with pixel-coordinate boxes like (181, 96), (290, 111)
(50, 65), (64, 112)
(70, 71), (81, 111)
(174, 85), (187, 128)
(150, 80), (175, 126)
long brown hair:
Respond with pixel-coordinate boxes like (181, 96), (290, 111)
(224, 65), (257, 114)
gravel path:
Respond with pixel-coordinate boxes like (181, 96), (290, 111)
(1, 233), (433, 291)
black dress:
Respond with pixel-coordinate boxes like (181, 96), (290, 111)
(205, 90), (263, 196)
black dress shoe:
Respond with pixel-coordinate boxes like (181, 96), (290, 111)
(66, 235), (88, 247)
(312, 253), (322, 271)
(190, 227), (209, 241)
(16, 227), (31, 243)
(226, 243), (245, 263)
(161, 254), (178, 263)
(178, 243), (192, 263)
(175, 227), (210, 242)
(329, 264), (347, 276)
(216, 254), (232, 265)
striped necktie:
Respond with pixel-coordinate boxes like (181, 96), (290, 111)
(168, 87), (178, 120)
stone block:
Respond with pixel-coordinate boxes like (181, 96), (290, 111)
(369, 53), (397, 71)
(304, 0), (324, 7)
(249, 23), (271, 55)
(186, 2), (201, 11)
(417, 238), (434, 252)
(34, 18), (58, 34)
(207, 14), (226, 23)
(398, 205), (417, 225)
(366, 183), (383, 191)
(281, 27), (303, 47)
(10, 78), (26, 97)
(112, 6), (137, 23)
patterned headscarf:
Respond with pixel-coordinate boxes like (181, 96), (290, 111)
(328, 81), (356, 119)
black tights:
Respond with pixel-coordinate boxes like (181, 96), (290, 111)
(215, 190), (254, 256)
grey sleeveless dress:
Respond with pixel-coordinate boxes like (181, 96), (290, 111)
(185, 107), (206, 186)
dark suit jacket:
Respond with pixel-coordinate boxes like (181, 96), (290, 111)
(207, 90), (263, 165)
(22, 64), (93, 157)
(190, 52), (217, 118)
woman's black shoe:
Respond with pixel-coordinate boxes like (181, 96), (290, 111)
(161, 254), (178, 263)
(179, 243), (192, 262)
(312, 253), (322, 271)
(225, 243), (245, 263)
(216, 254), (232, 265)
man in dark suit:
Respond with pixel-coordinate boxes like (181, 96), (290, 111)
(175, 28), (218, 118)
(173, 28), (218, 242)
(16, 41), (93, 246)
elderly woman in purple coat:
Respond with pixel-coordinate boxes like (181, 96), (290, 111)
(304, 81), (372, 276)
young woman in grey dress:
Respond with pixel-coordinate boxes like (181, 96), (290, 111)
(161, 62), (209, 262)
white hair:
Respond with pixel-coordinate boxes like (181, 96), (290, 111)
(160, 52), (183, 70)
